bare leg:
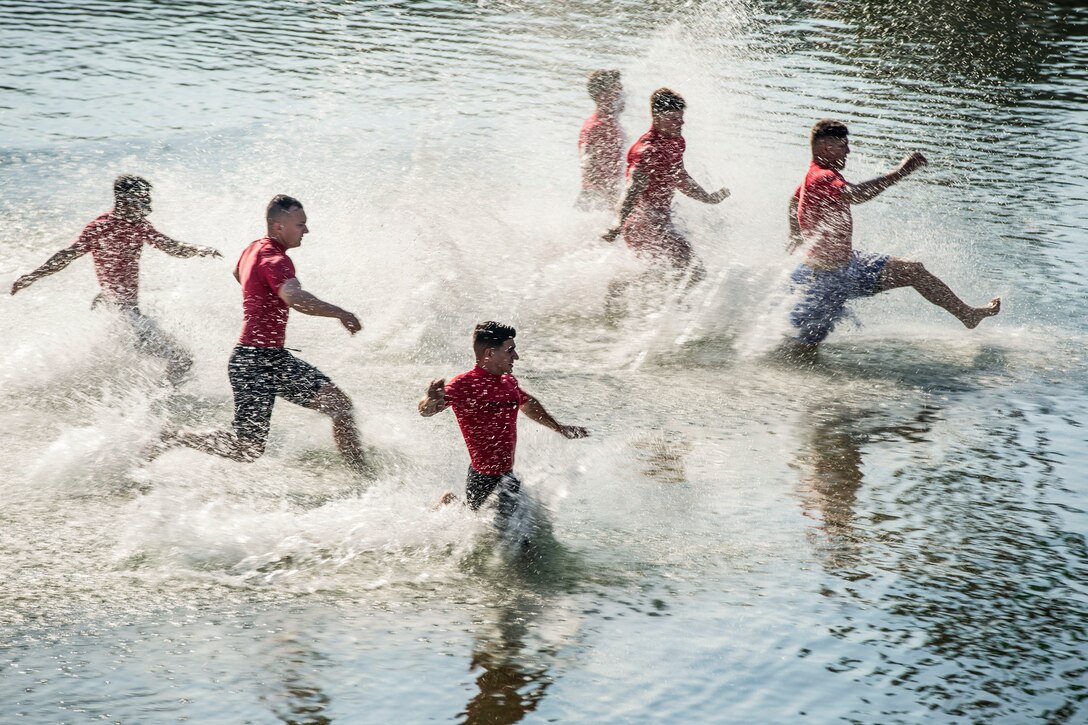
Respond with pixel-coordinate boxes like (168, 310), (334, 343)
(879, 259), (1000, 329)
(660, 228), (705, 288)
(309, 383), (367, 474)
(129, 311), (194, 386)
(158, 428), (262, 462)
(433, 491), (459, 510)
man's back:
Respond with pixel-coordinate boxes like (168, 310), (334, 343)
(73, 211), (163, 305)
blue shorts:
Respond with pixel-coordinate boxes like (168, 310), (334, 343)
(789, 251), (889, 344)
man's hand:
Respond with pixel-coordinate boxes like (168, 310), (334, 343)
(10, 275), (33, 295)
(709, 187), (731, 204)
(785, 233), (804, 256)
(558, 425), (589, 439)
(426, 378), (446, 407)
(602, 226), (622, 243)
(339, 311), (362, 334)
(419, 378), (448, 417)
(898, 152), (928, 177)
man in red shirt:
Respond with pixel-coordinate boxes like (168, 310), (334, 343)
(786, 119), (1000, 351)
(417, 321), (588, 524)
(603, 88), (729, 275)
(577, 69), (626, 212)
(163, 195), (366, 472)
(10, 175), (221, 384)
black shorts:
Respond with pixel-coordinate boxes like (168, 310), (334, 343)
(228, 345), (331, 445)
(466, 467), (521, 516)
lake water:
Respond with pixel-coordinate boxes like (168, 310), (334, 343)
(2, 1), (1086, 723)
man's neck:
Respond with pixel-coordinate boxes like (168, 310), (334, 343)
(475, 361), (504, 376)
(114, 207), (144, 222)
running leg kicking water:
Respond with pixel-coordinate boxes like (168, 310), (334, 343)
(785, 119), (1000, 353)
(162, 195), (367, 472)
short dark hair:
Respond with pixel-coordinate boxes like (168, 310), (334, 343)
(650, 87), (686, 115)
(811, 119), (849, 145)
(473, 321), (516, 350)
(114, 175), (151, 202)
(587, 69), (621, 102)
(266, 194), (303, 223)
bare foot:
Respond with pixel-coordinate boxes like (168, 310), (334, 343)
(964, 297), (1001, 329)
(432, 491), (458, 510)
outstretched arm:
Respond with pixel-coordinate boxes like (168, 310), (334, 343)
(149, 231), (221, 259)
(11, 246), (85, 295)
(843, 152), (927, 205)
(277, 278), (361, 334)
(418, 378), (449, 417)
(521, 392), (589, 439)
(677, 167), (730, 205)
(602, 169), (649, 242)
(786, 193), (803, 255)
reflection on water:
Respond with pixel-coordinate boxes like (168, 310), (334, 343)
(461, 595), (554, 725)
(456, 541), (587, 725)
(636, 431), (691, 485)
(795, 402), (939, 572)
(263, 635), (333, 725)
(793, 395), (1088, 720)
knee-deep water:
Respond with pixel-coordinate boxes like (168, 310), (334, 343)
(2, 1), (1086, 722)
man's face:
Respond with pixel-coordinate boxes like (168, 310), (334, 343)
(817, 136), (850, 170)
(488, 338), (519, 375)
(119, 186), (153, 218)
(272, 206), (308, 248)
(655, 109), (684, 137)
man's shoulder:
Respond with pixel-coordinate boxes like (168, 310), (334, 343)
(805, 163), (845, 186)
(632, 131), (683, 162)
(81, 211), (121, 234)
(255, 239), (292, 263)
(446, 368), (480, 388)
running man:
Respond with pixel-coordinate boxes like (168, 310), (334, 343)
(418, 322), (588, 524)
(602, 88), (729, 275)
(10, 175), (221, 385)
(163, 195), (366, 472)
(785, 119), (1000, 351)
(577, 69), (626, 212)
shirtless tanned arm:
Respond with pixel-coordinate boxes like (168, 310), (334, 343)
(602, 169), (649, 242)
(676, 168), (729, 205)
(786, 194), (803, 255)
(277, 278), (361, 334)
(150, 231), (222, 259)
(842, 152), (927, 205)
(520, 392), (589, 439)
(10, 246), (86, 295)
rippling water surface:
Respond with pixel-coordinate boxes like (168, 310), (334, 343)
(2, 1), (1086, 723)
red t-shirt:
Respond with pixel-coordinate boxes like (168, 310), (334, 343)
(235, 237), (295, 348)
(579, 111), (625, 194)
(444, 365), (531, 476)
(626, 128), (686, 212)
(69, 211), (173, 305)
(794, 161), (853, 267)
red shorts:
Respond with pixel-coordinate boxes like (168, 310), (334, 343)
(622, 208), (693, 267)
